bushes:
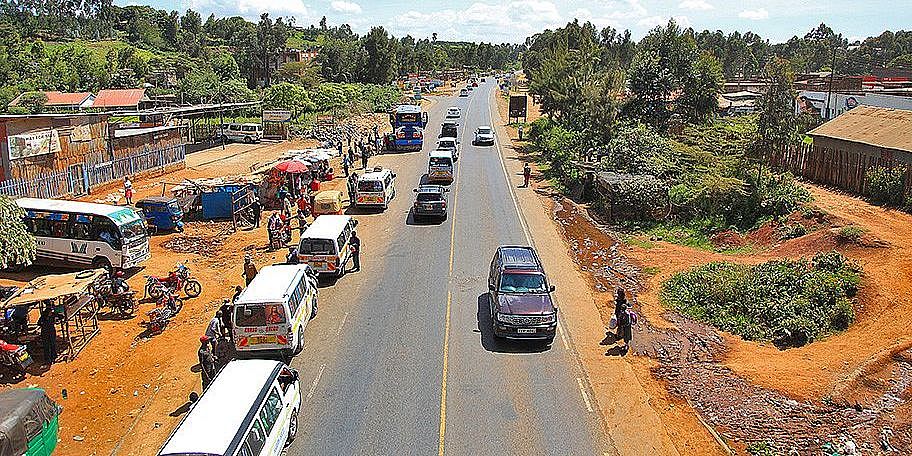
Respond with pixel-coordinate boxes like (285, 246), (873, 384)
(531, 121), (582, 188)
(601, 174), (669, 221)
(864, 165), (907, 206)
(661, 251), (860, 348)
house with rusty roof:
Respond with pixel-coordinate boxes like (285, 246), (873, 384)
(91, 89), (150, 111)
(7, 91), (95, 112)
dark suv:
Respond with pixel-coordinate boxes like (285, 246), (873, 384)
(487, 246), (557, 343)
(412, 185), (448, 221)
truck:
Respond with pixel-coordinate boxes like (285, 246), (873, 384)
(387, 104), (428, 152)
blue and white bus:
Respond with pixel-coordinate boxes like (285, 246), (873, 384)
(16, 198), (151, 270)
(389, 104), (428, 151)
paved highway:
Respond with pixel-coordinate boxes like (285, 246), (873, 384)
(288, 81), (612, 455)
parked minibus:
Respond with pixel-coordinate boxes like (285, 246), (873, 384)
(355, 167), (396, 210)
(158, 359), (301, 456)
(232, 264), (317, 358)
(297, 215), (358, 278)
(16, 198), (150, 270)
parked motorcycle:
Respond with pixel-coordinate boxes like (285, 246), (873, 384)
(144, 263), (202, 300)
(94, 272), (137, 316)
(0, 339), (33, 376)
(144, 293), (184, 334)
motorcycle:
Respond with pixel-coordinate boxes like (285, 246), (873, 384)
(94, 272), (137, 316)
(0, 339), (33, 376)
(144, 263), (202, 300)
(143, 293), (184, 334)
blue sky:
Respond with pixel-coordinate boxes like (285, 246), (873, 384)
(127, 0), (912, 43)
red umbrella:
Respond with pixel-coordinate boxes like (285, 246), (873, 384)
(274, 160), (310, 174)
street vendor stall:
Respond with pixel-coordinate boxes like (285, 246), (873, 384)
(1, 269), (106, 362)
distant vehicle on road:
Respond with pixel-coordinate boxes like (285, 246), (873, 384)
(232, 264), (317, 359)
(427, 150), (455, 184)
(487, 246), (557, 344)
(436, 137), (459, 160)
(446, 107), (461, 118)
(412, 185), (449, 221)
(158, 359), (302, 456)
(459, 89), (469, 97)
(440, 121), (459, 139)
(355, 167), (397, 210)
(298, 215), (358, 278)
(17, 197), (151, 270)
(473, 125), (495, 146)
(223, 123), (263, 143)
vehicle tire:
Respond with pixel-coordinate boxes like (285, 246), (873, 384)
(285, 409), (298, 446)
(92, 257), (112, 271)
(184, 280), (202, 298)
(294, 326), (305, 355)
(310, 298), (318, 320)
(146, 284), (164, 301)
(173, 297), (184, 314)
(243, 136), (252, 144)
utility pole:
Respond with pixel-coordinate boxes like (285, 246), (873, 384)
(824, 46), (838, 120)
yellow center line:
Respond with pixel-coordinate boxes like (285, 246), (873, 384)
(438, 120), (463, 456)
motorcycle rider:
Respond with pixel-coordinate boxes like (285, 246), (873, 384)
(112, 270), (130, 295)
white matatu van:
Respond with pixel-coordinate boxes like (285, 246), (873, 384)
(232, 264), (317, 359)
(297, 215), (358, 278)
(16, 198), (150, 270)
(158, 359), (302, 456)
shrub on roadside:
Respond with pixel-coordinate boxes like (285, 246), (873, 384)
(837, 225), (865, 244)
(600, 173), (669, 221)
(864, 165), (907, 206)
(531, 121), (582, 188)
(660, 251), (860, 348)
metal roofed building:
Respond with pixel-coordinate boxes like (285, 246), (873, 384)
(92, 89), (150, 111)
(8, 91), (95, 112)
(807, 106), (912, 163)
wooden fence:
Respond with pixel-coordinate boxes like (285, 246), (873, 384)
(768, 143), (912, 195)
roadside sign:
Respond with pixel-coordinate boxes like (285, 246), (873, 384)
(316, 114), (335, 126)
(262, 110), (292, 122)
(509, 95), (528, 119)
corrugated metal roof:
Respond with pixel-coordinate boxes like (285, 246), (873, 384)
(8, 91), (93, 107)
(808, 106), (912, 153)
(93, 89), (146, 108)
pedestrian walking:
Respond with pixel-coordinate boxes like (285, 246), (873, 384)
(347, 173), (357, 204)
(361, 147), (369, 169)
(243, 255), (258, 285)
(286, 246), (300, 264)
(296, 209), (308, 235)
(348, 145), (355, 164)
(523, 162), (531, 187)
(350, 231), (361, 272)
(37, 302), (57, 364)
(251, 197), (261, 228)
(219, 298), (234, 334)
(267, 212), (280, 248)
(123, 176), (133, 205)
(231, 285), (243, 303)
(337, 142), (343, 159)
(309, 177), (320, 193)
(206, 311), (222, 351)
(613, 288), (633, 353)
(198, 336), (216, 389)
(518, 125), (524, 141)
(342, 154), (350, 177)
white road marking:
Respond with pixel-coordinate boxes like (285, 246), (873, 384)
(307, 364), (326, 399)
(577, 377), (594, 413)
(488, 99), (533, 245)
(557, 321), (570, 350)
(335, 312), (349, 338)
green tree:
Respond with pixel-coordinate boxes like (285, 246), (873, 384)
(756, 57), (797, 154)
(678, 51), (724, 122)
(13, 91), (48, 114)
(0, 196), (36, 270)
(361, 26), (395, 83)
(211, 51), (241, 80)
(275, 61), (322, 89)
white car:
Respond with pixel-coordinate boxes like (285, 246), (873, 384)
(437, 137), (459, 160)
(473, 126), (495, 146)
(446, 107), (461, 118)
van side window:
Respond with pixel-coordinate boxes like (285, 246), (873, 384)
(288, 279), (303, 314)
(336, 232), (346, 251)
(258, 387), (283, 435)
(242, 418), (267, 455)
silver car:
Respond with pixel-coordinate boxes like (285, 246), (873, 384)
(473, 126), (495, 146)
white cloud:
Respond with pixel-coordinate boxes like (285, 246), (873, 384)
(738, 8), (769, 20)
(236, 0), (309, 18)
(637, 15), (690, 29)
(331, 1), (362, 14)
(390, 1), (566, 42)
(678, 0), (713, 11)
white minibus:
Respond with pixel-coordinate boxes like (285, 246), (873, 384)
(16, 198), (150, 270)
(297, 215), (358, 278)
(224, 123), (263, 143)
(158, 359), (301, 456)
(355, 167), (396, 210)
(232, 264), (317, 358)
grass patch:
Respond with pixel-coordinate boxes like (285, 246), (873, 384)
(625, 235), (656, 250)
(837, 225), (866, 243)
(640, 222), (714, 251)
(642, 266), (661, 276)
(661, 251), (860, 348)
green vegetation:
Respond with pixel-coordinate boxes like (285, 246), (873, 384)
(661, 251), (860, 348)
(0, 196), (36, 270)
(864, 165), (908, 207)
(837, 225), (866, 243)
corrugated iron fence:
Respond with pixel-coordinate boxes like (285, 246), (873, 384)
(0, 144), (185, 199)
(768, 142), (912, 195)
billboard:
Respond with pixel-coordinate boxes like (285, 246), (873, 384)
(262, 110), (293, 122)
(8, 129), (61, 160)
(509, 95), (528, 118)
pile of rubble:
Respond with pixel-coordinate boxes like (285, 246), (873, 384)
(161, 222), (233, 257)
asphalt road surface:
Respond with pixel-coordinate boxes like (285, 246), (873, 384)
(287, 81), (613, 455)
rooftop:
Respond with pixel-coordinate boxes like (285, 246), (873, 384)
(8, 91), (93, 107)
(93, 89), (146, 109)
(808, 106), (912, 153)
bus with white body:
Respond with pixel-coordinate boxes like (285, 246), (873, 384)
(297, 215), (358, 278)
(223, 123), (263, 143)
(232, 264), (317, 359)
(427, 150), (455, 184)
(16, 198), (150, 270)
(158, 359), (302, 456)
(355, 168), (396, 210)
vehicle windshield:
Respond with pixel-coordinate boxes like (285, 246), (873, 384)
(358, 180), (384, 192)
(396, 113), (419, 123)
(119, 219), (147, 240)
(417, 192), (441, 202)
(438, 141), (455, 148)
(499, 273), (547, 293)
(478, 128), (492, 135)
(235, 304), (287, 327)
(299, 238), (336, 255)
(430, 157), (452, 166)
